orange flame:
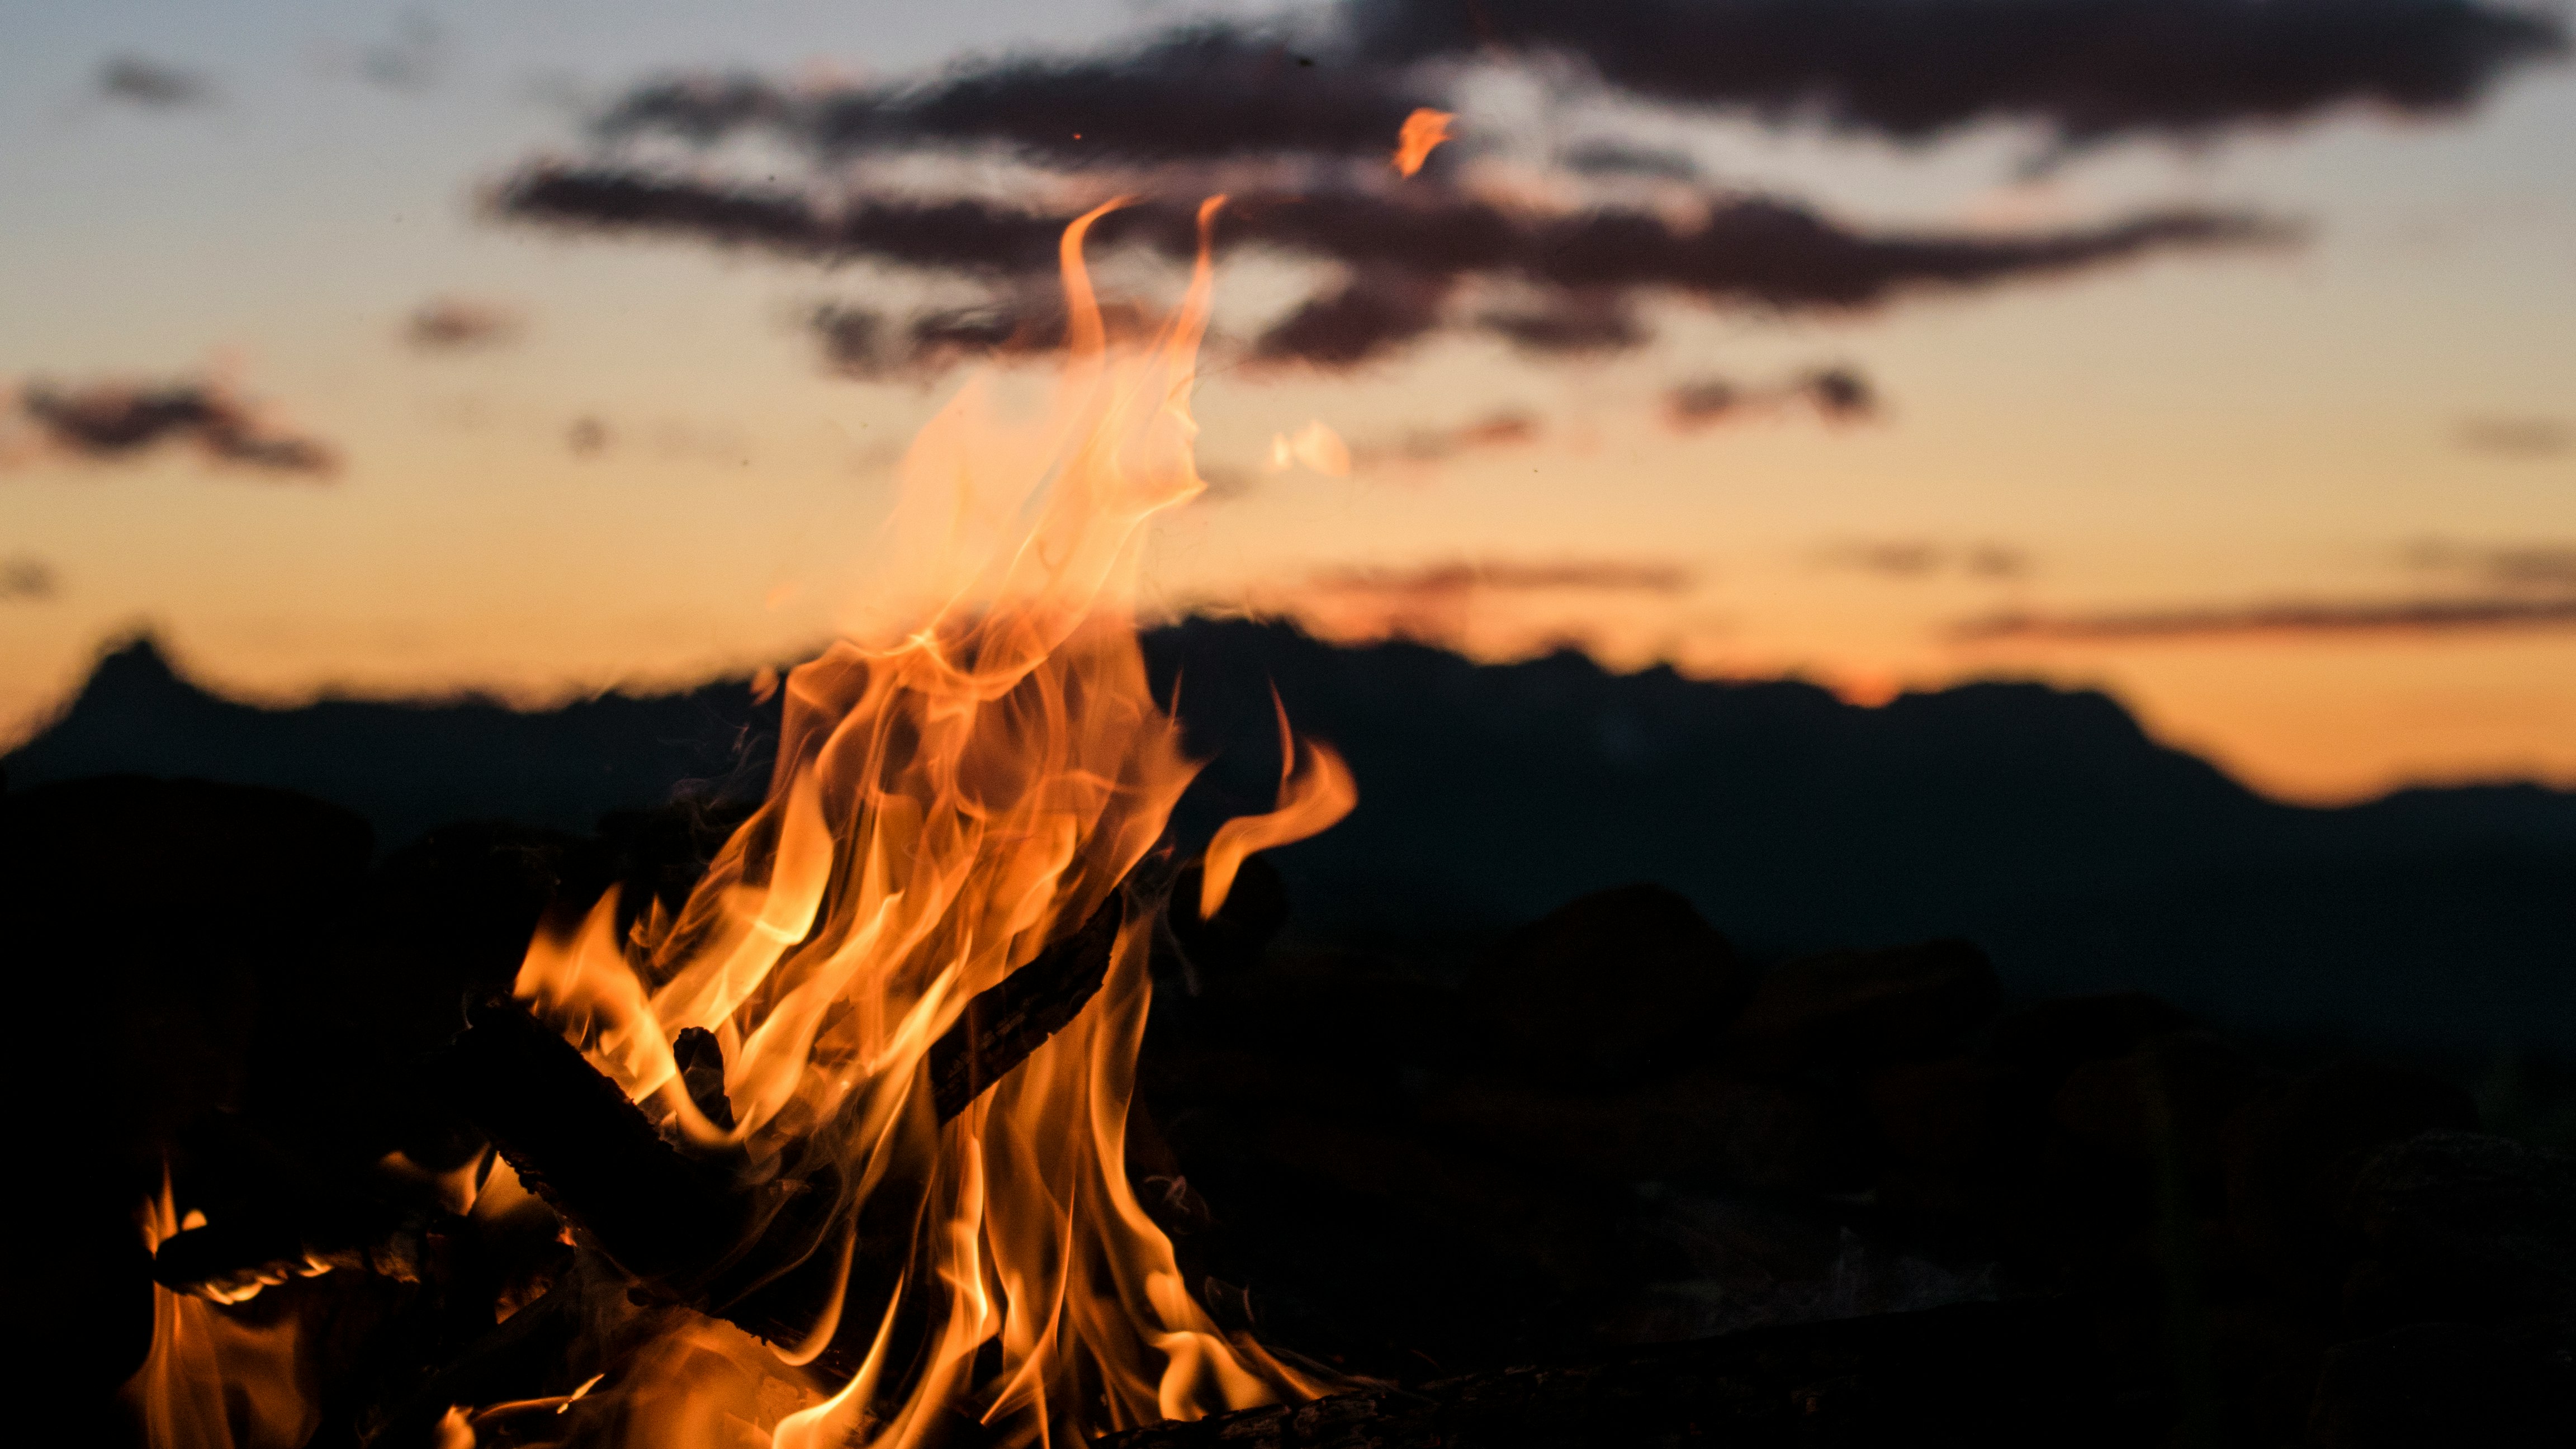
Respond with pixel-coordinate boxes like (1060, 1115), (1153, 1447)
(498, 196), (1345, 1447)
(1200, 694), (1356, 920)
(124, 1179), (319, 1449)
(1392, 108), (1455, 177)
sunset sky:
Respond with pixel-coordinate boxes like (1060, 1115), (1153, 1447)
(4, 0), (2571, 802)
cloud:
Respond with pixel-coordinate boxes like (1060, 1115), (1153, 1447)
(361, 12), (448, 93)
(405, 296), (524, 350)
(593, 2), (2563, 162)
(2404, 539), (2576, 590)
(500, 163), (2285, 370)
(98, 56), (214, 110)
(812, 293), (1172, 379)
(1311, 557), (1695, 598)
(1347, 0), (2566, 148)
(1350, 408), (1542, 467)
(2455, 415), (2571, 457)
(1825, 540), (2030, 579)
(0, 557), (58, 602)
(592, 26), (1427, 167)
(1952, 595), (2576, 642)
(1251, 267), (1456, 367)
(7, 377), (338, 477)
(1665, 365), (1881, 427)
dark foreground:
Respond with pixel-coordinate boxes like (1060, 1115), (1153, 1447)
(7, 773), (2569, 1448)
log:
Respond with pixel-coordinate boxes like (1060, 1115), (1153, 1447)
(1096, 1298), (2116, 1449)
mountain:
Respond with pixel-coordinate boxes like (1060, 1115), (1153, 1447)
(8, 624), (2570, 1052)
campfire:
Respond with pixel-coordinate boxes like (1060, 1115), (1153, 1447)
(130, 199), (1357, 1449)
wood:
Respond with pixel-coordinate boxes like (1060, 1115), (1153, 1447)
(1096, 1298), (2115, 1449)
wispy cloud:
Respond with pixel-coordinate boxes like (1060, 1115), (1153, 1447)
(6, 377), (338, 478)
(1665, 366), (1879, 428)
(2455, 415), (2571, 458)
(405, 296), (525, 351)
(2404, 539), (2576, 590)
(97, 56), (214, 110)
(1824, 539), (2029, 579)
(500, 165), (2284, 372)
(0, 557), (58, 602)
(1310, 558), (1695, 597)
(1952, 595), (2576, 641)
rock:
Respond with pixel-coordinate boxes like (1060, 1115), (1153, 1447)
(2344, 1131), (2576, 1327)
(2052, 1033), (2272, 1176)
(2224, 1064), (2478, 1300)
(1414, 1067), (1848, 1193)
(1720, 940), (1998, 1077)
(1987, 993), (2199, 1085)
(2308, 1317), (2574, 1448)
(1168, 854), (1292, 981)
(1465, 884), (1748, 1089)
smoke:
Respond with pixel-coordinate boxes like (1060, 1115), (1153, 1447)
(8, 378), (338, 477)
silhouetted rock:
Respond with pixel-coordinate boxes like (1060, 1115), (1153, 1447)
(14, 622), (2576, 1051)
(2308, 1317), (2574, 1449)
(1168, 854), (1292, 981)
(2224, 1064), (2479, 1300)
(2344, 1131), (2576, 1328)
(1986, 993), (2200, 1083)
(1721, 940), (1997, 1077)
(1465, 884), (1746, 1088)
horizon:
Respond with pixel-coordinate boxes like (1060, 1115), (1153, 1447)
(4, 1), (2572, 804)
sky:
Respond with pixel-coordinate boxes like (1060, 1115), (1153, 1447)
(2, 0), (2571, 803)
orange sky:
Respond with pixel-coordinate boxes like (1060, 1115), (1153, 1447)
(3, 2), (2570, 803)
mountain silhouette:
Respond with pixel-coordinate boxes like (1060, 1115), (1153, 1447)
(8, 623), (2569, 1052)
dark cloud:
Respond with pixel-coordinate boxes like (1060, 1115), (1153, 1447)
(405, 296), (524, 350)
(1665, 364), (1881, 428)
(1, 557), (59, 602)
(1825, 539), (2029, 579)
(2454, 415), (2571, 457)
(501, 163), (2283, 370)
(1253, 268), (1456, 367)
(10, 379), (337, 477)
(1952, 595), (2576, 641)
(98, 56), (214, 110)
(1479, 291), (1648, 356)
(1311, 558), (1695, 596)
(812, 293), (1171, 379)
(1349, 0), (2567, 146)
(593, 26), (1426, 167)
(592, 1), (2562, 167)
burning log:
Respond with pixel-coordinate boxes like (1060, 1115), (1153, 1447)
(1096, 1298), (2110, 1449)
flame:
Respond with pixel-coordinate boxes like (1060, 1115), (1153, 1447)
(123, 1178), (319, 1449)
(1200, 694), (1356, 920)
(1392, 108), (1455, 177)
(499, 196), (1344, 1448)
